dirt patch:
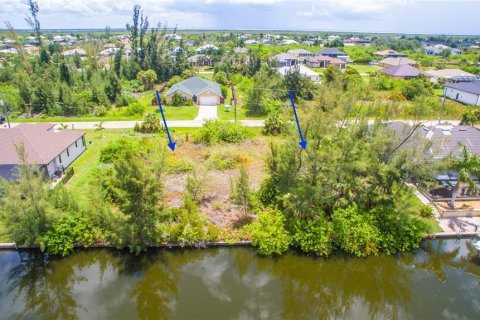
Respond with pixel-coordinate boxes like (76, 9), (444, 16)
(163, 136), (274, 228)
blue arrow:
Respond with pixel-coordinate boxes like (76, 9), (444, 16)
(289, 91), (307, 150)
(155, 91), (176, 151)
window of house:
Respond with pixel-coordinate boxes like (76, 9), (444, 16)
(82, 136), (85, 146)
(67, 148), (70, 157)
(75, 141), (78, 148)
(59, 155), (62, 163)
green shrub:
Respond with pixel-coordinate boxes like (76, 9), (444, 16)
(195, 120), (252, 145)
(290, 216), (333, 256)
(263, 112), (286, 135)
(332, 206), (381, 257)
(167, 157), (195, 173)
(100, 138), (142, 163)
(371, 207), (428, 254)
(45, 215), (101, 256)
(418, 204), (433, 218)
(167, 197), (206, 246)
(248, 208), (291, 255)
(134, 112), (163, 133)
(125, 102), (146, 116)
(171, 92), (185, 106)
(207, 148), (245, 170)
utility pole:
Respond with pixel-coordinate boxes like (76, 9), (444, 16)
(1, 90), (11, 128)
(439, 86), (447, 124)
(230, 83), (237, 123)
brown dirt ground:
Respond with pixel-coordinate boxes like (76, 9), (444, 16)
(163, 136), (274, 228)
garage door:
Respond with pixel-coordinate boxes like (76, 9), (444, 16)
(198, 95), (218, 105)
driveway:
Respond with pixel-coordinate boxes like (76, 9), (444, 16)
(194, 105), (218, 122)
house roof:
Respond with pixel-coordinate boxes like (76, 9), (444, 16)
(445, 81), (480, 95)
(277, 65), (319, 78)
(380, 64), (425, 78)
(305, 56), (346, 64)
(425, 69), (475, 79)
(287, 49), (313, 55)
(379, 57), (416, 66)
(234, 47), (248, 54)
(0, 124), (85, 166)
(387, 122), (480, 159)
(187, 54), (210, 63)
(271, 53), (298, 62)
(374, 49), (406, 57)
(165, 76), (222, 97)
(315, 48), (345, 56)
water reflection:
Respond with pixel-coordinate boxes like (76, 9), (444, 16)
(0, 240), (479, 319)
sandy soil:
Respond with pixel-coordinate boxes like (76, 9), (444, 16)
(163, 137), (273, 228)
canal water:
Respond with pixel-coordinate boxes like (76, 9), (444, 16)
(0, 239), (479, 319)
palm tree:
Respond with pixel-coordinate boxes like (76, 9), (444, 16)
(449, 145), (480, 208)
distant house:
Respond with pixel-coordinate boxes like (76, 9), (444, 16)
(262, 39), (274, 45)
(344, 37), (371, 46)
(270, 53), (298, 67)
(424, 69), (479, 83)
(164, 34), (182, 41)
(281, 39), (299, 45)
(165, 77), (223, 106)
(444, 82), (480, 106)
(187, 54), (212, 66)
(0, 123), (86, 181)
(287, 49), (314, 58)
(234, 47), (248, 54)
(195, 44), (218, 54)
(305, 55), (346, 70)
(378, 57), (416, 68)
(245, 39), (258, 45)
(277, 65), (320, 83)
(303, 40), (315, 46)
(315, 48), (349, 61)
(380, 65), (426, 79)
(62, 48), (86, 57)
(374, 50), (407, 58)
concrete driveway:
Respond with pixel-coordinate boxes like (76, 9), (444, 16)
(194, 105), (218, 122)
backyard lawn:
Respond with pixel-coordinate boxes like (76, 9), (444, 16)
(348, 64), (381, 74)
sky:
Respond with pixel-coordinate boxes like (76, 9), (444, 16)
(0, 0), (479, 35)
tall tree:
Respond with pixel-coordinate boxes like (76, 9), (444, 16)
(108, 150), (163, 252)
(0, 143), (56, 246)
(448, 146), (480, 208)
(25, 0), (42, 46)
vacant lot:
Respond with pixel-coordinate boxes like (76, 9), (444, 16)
(66, 128), (276, 228)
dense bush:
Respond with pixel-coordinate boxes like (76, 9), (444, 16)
(195, 120), (252, 145)
(134, 112), (163, 133)
(248, 208), (291, 255)
(290, 216), (333, 256)
(167, 197), (206, 246)
(263, 112), (286, 135)
(45, 215), (101, 256)
(206, 147), (246, 170)
(332, 206), (381, 257)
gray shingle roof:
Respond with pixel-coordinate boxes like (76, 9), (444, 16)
(165, 76), (222, 97)
(380, 64), (425, 78)
(445, 82), (480, 95)
(315, 48), (345, 56)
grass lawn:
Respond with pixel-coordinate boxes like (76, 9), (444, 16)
(66, 129), (131, 202)
(145, 106), (199, 120)
(348, 64), (381, 74)
(217, 105), (267, 121)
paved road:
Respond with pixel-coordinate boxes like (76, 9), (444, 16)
(3, 119), (460, 130)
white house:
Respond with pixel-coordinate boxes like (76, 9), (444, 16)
(444, 82), (480, 106)
(277, 65), (320, 83)
(0, 123), (86, 181)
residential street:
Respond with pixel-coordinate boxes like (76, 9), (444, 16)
(2, 119), (460, 130)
